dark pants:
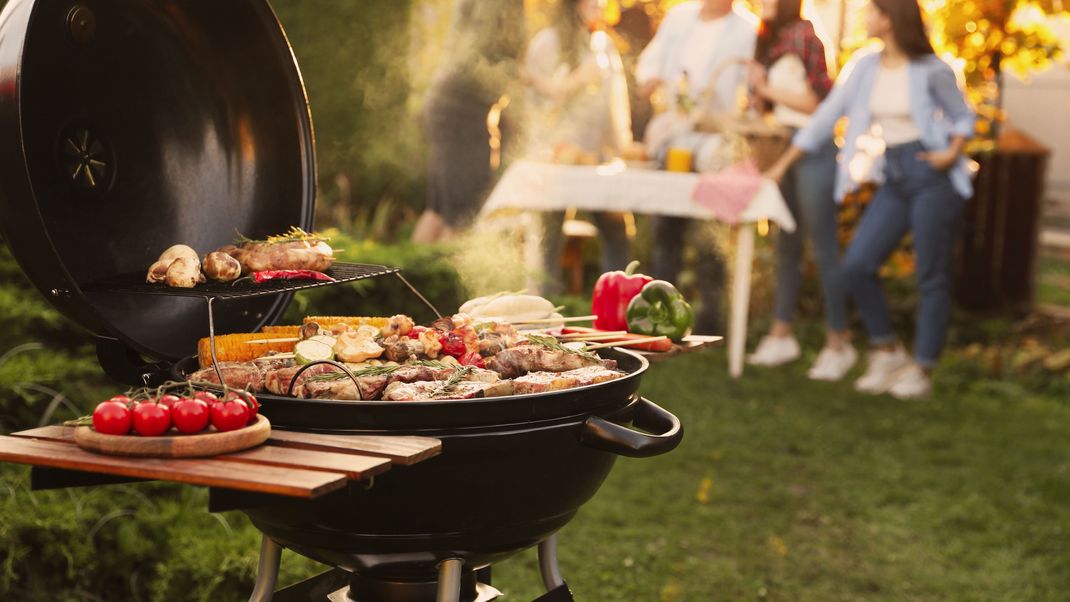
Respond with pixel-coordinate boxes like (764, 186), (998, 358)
(842, 141), (967, 367)
(424, 86), (495, 229)
(651, 216), (725, 334)
(542, 211), (631, 296)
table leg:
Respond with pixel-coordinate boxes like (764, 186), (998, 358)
(248, 535), (282, 602)
(729, 226), (756, 378)
(523, 213), (543, 294)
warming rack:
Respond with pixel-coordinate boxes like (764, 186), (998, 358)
(82, 262), (442, 387)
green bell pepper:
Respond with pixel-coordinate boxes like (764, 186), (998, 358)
(625, 280), (694, 342)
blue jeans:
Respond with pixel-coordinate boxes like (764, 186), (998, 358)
(842, 141), (967, 367)
(773, 136), (845, 331)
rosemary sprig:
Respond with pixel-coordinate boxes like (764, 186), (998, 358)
(525, 333), (600, 361)
(233, 226), (330, 246)
(304, 364), (402, 383)
(303, 360), (454, 383)
(432, 365), (474, 397)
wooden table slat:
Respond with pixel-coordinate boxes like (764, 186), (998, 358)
(266, 431), (441, 465)
(217, 446), (392, 479)
(11, 425), (75, 442)
(0, 436), (346, 498)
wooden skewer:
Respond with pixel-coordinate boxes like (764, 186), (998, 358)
(583, 336), (670, 350)
(510, 315), (597, 324)
(556, 332), (628, 341)
(246, 337), (301, 344)
(556, 330), (626, 339)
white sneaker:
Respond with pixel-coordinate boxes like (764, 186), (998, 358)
(807, 345), (859, 381)
(746, 335), (801, 367)
(854, 346), (912, 394)
(888, 364), (932, 399)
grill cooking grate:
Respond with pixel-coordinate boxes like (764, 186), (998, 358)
(82, 262), (400, 300)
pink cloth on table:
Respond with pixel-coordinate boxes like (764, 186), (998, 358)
(690, 161), (764, 225)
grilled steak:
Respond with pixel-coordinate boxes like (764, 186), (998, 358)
(381, 379), (514, 401)
(512, 365), (625, 395)
(189, 362), (265, 391)
(264, 363), (341, 396)
(486, 345), (615, 378)
(298, 374), (390, 400)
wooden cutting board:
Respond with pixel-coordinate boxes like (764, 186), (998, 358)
(73, 415), (270, 458)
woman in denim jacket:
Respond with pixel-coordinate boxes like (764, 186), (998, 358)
(764, 0), (975, 399)
(743, 0), (857, 381)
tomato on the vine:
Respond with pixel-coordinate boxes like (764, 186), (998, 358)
(171, 397), (211, 434)
(132, 402), (171, 437)
(226, 391), (258, 418)
(157, 394), (181, 409)
(193, 391), (218, 404)
(92, 401), (132, 435)
(210, 399), (250, 432)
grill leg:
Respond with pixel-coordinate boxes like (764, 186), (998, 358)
(248, 535), (283, 602)
(538, 534), (564, 591)
(436, 558), (464, 602)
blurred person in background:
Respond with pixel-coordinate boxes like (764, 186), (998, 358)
(522, 0), (634, 294)
(763, 0), (975, 399)
(635, 0), (757, 333)
(742, 0), (856, 380)
(413, 0), (527, 244)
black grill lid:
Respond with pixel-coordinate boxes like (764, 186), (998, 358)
(0, 0), (317, 360)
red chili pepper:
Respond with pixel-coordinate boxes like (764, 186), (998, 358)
(242, 270), (336, 284)
(591, 260), (653, 331)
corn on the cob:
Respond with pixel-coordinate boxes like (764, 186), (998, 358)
(260, 316), (391, 337)
(197, 333), (297, 368)
(302, 316), (391, 330)
(261, 325), (300, 335)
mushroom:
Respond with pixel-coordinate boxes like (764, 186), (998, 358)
(164, 257), (205, 288)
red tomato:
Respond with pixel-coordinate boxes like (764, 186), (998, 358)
(157, 394), (181, 409)
(132, 402), (171, 437)
(210, 399), (250, 432)
(92, 401), (132, 435)
(171, 398), (211, 434)
(193, 391), (218, 404)
(108, 395), (132, 406)
(458, 352), (485, 368)
(406, 325), (427, 340)
(225, 391), (259, 419)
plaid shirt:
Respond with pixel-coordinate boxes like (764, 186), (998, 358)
(761, 21), (832, 100)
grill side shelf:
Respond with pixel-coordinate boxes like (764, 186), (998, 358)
(80, 262), (400, 300)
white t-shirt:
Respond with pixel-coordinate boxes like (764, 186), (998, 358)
(678, 16), (728, 86)
(870, 62), (921, 146)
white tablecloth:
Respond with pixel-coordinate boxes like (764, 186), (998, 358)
(481, 161), (796, 232)
(480, 160), (798, 378)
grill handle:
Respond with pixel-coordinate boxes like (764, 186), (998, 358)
(580, 397), (683, 458)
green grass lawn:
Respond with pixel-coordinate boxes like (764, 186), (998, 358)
(489, 349), (1070, 601)
(1038, 255), (1070, 308)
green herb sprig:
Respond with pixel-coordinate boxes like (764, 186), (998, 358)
(432, 365), (474, 397)
(234, 226), (329, 246)
(525, 333), (599, 362)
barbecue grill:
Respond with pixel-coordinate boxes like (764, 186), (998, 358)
(0, 1), (684, 600)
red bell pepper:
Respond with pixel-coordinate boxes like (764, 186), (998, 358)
(591, 261), (653, 331)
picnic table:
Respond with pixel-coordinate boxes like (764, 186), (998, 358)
(480, 160), (795, 378)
